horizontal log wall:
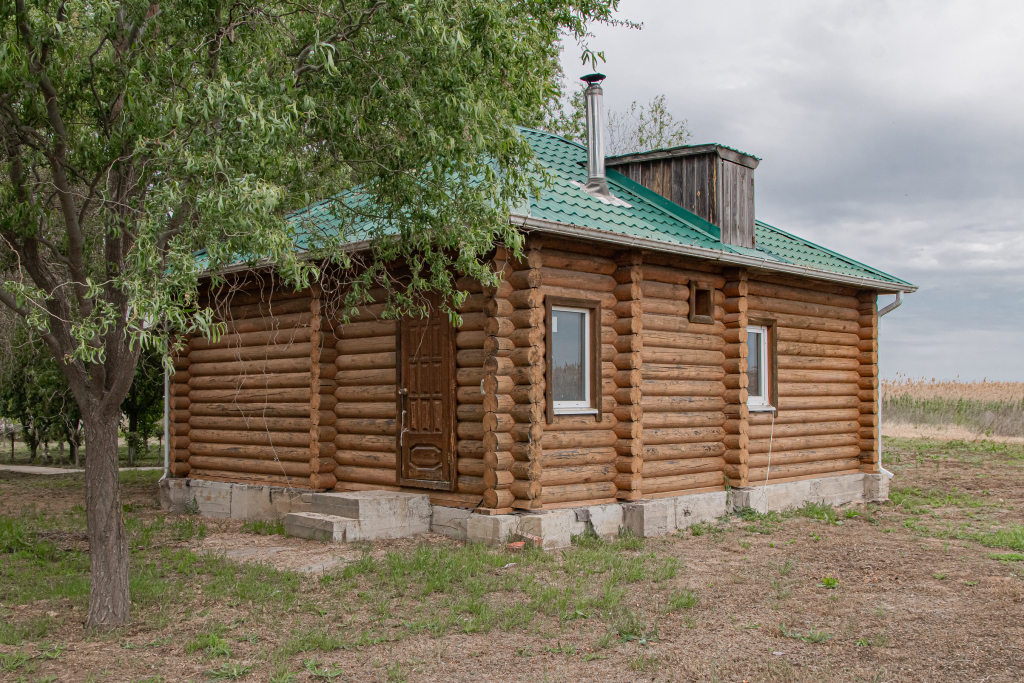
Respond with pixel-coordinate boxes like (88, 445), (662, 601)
(176, 249), (885, 507)
(638, 255), (727, 496)
(509, 238), (545, 509)
(478, 251), (516, 511)
(613, 252), (644, 501)
(857, 291), (880, 473)
(536, 241), (619, 507)
(332, 291), (398, 492)
(169, 342), (192, 477)
(722, 268), (749, 486)
(186, 282), (323, 489)
(745, 274), (863, 484)
(309, 289), (337, 490)
(455, 277), (491, 501)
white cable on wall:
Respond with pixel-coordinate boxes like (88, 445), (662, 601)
(756, 410), (776, 511)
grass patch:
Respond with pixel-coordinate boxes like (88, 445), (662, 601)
(185, 629), (232, 658)
(890, 486), (993, 514)
(0, 650), (32, 672)
(856, 631), (889, 647)
(990, 553), (1024, 562)
(780, 622), (831, 644)
(688, 521), (724, 539)
(665, 589), (698, 611)
(172, 517), (207, 541)
(0, 614), (55, 645)
(786, 502), (839, 525)
(241, 519), (287, 536)
(967, 525), (1024, 552)
(207, 662), (253, 680)
(630, 651), (659, 671)
(738, 508), (784, 534)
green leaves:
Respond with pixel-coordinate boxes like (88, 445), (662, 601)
(0, 0), (625, 387)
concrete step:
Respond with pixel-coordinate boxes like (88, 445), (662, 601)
(287, 490), (432, 543)
(284, 512), (359, 543)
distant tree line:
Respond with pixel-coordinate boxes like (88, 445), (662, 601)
(0, 313), (164, 467)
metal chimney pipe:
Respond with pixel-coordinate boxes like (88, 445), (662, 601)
(582, 73), (609, 195)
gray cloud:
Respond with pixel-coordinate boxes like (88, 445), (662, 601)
(564, 0), (1024, 379)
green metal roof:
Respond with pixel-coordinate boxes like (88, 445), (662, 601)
(282, 127), (913, 291)
(517, 127), (915, 291)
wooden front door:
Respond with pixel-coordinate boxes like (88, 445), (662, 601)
(397, 301), (456, 490)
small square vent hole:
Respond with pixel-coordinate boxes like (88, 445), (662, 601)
(689, 283), (715, 324)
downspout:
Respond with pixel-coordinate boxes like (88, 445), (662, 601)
(161, 357), (170, 482)
(876, 292), (903, 479)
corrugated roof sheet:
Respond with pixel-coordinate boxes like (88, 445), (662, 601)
(517, 127), (913, 289)
(286, 127), (913, 290)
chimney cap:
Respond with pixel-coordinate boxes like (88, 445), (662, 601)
(580, 73), (606, 85)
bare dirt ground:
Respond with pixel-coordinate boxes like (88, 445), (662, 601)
(1, 437), (1023, 683)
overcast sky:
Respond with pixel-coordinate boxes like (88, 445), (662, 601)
(561, 0), (1024, 381)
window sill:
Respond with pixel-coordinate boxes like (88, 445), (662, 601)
(747, 404), (777, 413)
(553, 407), (599, 416)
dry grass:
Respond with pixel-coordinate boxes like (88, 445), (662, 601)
(881, 375), (1024, 402)
(882, 376), (1024, 438)
(3, 442), (1024, 682)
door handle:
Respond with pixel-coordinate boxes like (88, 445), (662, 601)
(398, 388), (408, 447)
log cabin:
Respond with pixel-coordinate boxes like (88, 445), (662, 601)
(166, 75), (916, 520)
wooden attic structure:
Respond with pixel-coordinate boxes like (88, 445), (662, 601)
(167, 78), (916, 514)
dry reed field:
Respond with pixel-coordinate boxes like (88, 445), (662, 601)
(881, 376), (1024, 438)
(881, 376), (1024, 403)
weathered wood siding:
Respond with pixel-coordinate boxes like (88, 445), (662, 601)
(615, 155), (718, 225)
(609, 154), (755, 249)
(639, 256), (727, 497)
(719, 161), (755, 249)
(744, 275), (863, 484)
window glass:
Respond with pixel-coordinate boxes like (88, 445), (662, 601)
(552, 309), (587, 403)
(747, 330), (762, 399)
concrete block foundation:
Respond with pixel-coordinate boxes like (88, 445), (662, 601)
(730, 473), (879, 514)
(161, 471), (887, 547)
(430, 506), (474, 541)
(189, 480), (233, 518)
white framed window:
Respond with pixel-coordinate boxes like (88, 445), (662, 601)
(746, 324), (773, 410)
(551, 306), (595, 415)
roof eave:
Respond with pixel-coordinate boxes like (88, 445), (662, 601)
(511, 214), (917, 294)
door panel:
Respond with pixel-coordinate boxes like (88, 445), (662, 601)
(398, 301), (455, 490)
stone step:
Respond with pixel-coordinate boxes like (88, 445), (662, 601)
(284, 512), (359, 543)
(287, 491), (432, 543)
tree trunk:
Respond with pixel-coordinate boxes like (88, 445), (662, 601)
(83, 408), (130, 629)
